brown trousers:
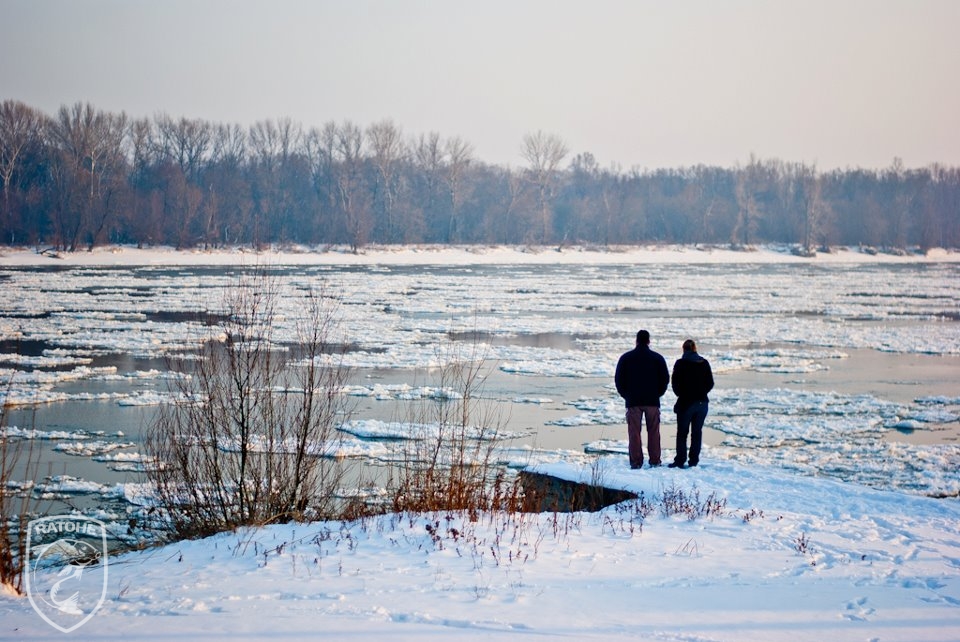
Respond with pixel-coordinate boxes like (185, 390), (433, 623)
(626, 405), (662, 467)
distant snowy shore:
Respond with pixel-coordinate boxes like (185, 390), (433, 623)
(1, 243), (958, 267)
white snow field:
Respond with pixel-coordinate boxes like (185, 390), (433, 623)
(1, 243), (958, 640)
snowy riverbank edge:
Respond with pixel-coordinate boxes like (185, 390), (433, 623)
(2, 457), (959, 641)
(1, 243), (959, 267)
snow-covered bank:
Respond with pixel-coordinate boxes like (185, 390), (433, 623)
(2, 457), (958, 641)
(1, 243), (958, 266)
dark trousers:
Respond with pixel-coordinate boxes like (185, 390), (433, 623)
(674, 400), (708, 466)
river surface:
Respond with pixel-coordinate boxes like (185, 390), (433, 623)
(1, 261), (958, 520)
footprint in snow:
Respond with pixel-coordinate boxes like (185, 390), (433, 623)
(843, 596), (875, 621)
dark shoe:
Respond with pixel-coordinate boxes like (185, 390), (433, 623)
(667, 462), (685, 469)
(649, 462), (661, 468)
(688, 462), (698, 468)
(630, 464), (642, 470)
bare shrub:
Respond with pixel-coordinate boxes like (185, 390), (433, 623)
(740, 507), (765, 523)
(794, 531), (812, 555)
(659, 482), (728, 520)
(145, 268), (352, 538)
(1, 368), (41, 594)
(384, 339), (521, 517)
(602, 491), (655, 536)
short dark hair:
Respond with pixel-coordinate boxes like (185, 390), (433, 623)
(636, 330), (650, 345)
(683, 339), (697, 352)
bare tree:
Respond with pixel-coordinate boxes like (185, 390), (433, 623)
(412, 132), (444, 241)
(303, 124), (342, 241)
(490, 166), (528, 244)
(921, 163), (953, 250)
(87, 111), (129, 247)
(600, 172), (629, 246)
(210, 122), (247, 167)
(247, 118), (304, 245)
(414, 132), (443, 172)
(333, 121), (370, 250)
(198, 123), (248, 247)
(801, 165), (830, 253)
(0, 101), (43, 244)
(443, 136), (473, 242)
(123, 117), (155, 246)
(155, 115), (212, 181)
(145, 270), (352, 537)
(128, 118), (153, 181)
(367, 119), (406, 241)
(47, 103), (129, 250)
(885, 157), (916, 251)
(732, 155), (762, 248)
(249, 117), (301, 166)
(521, 130), (568, 243)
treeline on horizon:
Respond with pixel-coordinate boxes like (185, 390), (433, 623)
(1, 100), (958, 252)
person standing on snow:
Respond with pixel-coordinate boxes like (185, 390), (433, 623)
(615, 329), (670, 469)
(669, 339), (715, 469)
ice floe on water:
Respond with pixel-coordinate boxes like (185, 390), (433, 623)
(342, 383), (463, 400)
(214, 432), (391, 460)
(0, 353), (93, 368)
(52, 440), (136, 457)
(546, 385), (960, 436)
(92, 451), (160, 473)
(499, 351), (613, 377)
(709, 347), (849, 373)
(1, 426), (94, 441)
(33, 475), (108, 496)
(546, 396), (624, 426)
(0, 249), (957, 513)
(917, 395), (960, 405)
(714, 441), (960, 498)
(535, 382), (960, 497)
(0, 365), (187, 406)
(338, 418), (525, 442)
(513, 395), (554, 404)
(563, 386), (960, 496)
(0, 259), (957, 363)
(710, 387), (960, 437)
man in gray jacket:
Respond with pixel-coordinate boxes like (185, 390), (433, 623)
(615, 330), (670, 469)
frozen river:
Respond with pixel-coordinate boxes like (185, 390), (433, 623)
(1, 252), (959, 526)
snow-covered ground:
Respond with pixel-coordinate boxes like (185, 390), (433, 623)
(2, 457), (959, 641)
(2, 242), (957, 266)
(1, 243), (959, 640)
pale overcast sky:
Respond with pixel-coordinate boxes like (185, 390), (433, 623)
(2, 0), (958, 170)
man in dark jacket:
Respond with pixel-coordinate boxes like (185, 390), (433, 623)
(615, 329), (670, 469)
(669, 339), (715, 468)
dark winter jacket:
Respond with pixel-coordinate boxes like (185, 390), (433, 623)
(615, 345), (670, 408)
(671, 351), (714, 412)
